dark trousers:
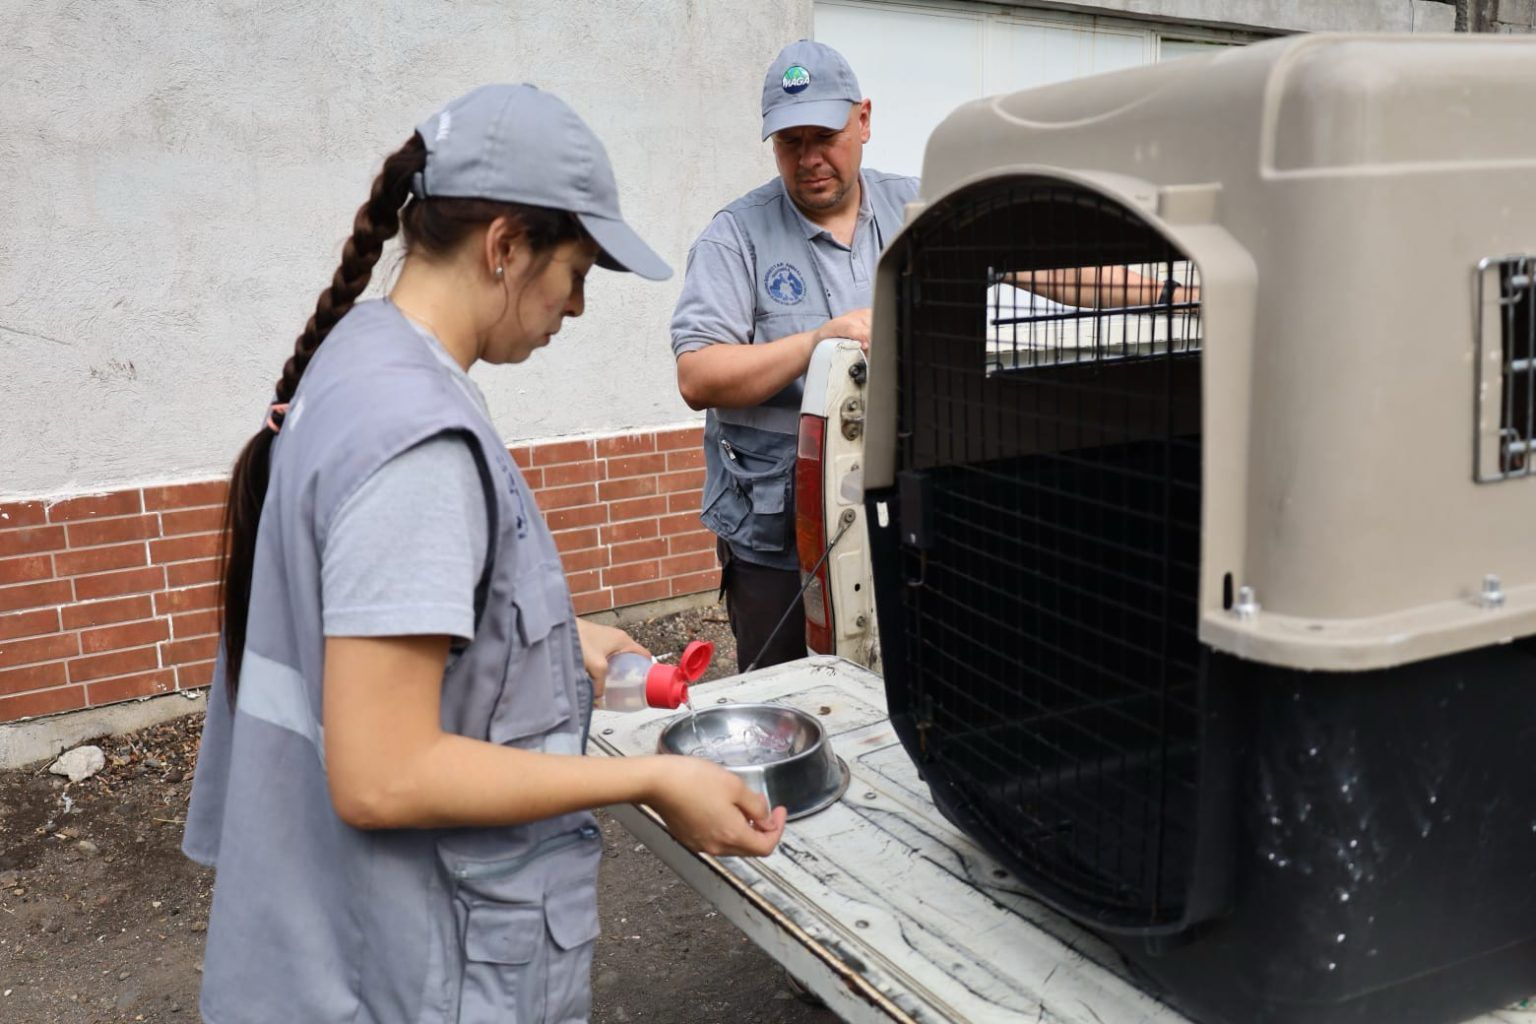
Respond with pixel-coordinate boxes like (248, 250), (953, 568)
(718, 540), (806, 673)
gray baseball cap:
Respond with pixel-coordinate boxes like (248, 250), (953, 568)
(761, 40), (862, 141)
(411, 84), (671, 281)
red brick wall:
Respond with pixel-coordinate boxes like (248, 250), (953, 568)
(0, 425), (717, 725)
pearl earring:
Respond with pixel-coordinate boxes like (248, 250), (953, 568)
(495, 266), (505, 277)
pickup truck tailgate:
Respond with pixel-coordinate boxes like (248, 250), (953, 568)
(590, 657), (1536, 1023)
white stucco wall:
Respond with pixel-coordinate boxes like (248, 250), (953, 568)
(0, 0), (1465, 500)
(0, 0), (812, 499)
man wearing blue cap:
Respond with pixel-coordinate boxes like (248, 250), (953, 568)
(671, 40), (918, 671)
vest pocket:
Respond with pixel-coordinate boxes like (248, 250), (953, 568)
(704, 430), (794, 555)
(460, 902), (543, 1022)
(489, 567), (573, 745)
(465, 902), (540, 964)
(542, 881), (602, 1022)
(545, 881), (600, 950)
(447, 827), (601, 1024)
(456, 886), (600, 1024)
(700, 472), (750, 538)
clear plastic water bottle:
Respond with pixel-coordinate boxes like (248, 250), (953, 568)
(598, 640), (714, 711)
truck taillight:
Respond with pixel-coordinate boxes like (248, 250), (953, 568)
(796, 413), (834, 654)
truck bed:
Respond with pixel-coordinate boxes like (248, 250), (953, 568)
(589, 657), (1536, 1024)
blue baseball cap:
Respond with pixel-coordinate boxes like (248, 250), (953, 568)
(761, 40), (862, 141)
(411, 84), (671, 281)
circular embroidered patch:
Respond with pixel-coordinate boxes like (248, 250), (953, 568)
(765, 262), (807, 306)
(782, 65), (811, 94)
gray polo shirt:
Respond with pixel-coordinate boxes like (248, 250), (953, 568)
(671, 170), (919, 354)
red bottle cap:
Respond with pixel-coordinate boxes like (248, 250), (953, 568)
(644, 663), (687, 709)
(643, 640), (715, 709)
(679, 640), (714, 682)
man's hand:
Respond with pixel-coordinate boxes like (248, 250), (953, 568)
(576, 618), (650, 697)
(677, 306), (873, 409)
(814, 307), (872, 351)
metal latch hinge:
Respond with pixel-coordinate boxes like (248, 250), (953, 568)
(840, 396), (864, 440)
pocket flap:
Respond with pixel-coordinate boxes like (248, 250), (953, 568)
(464, 902), (542, 965)
(513, 570), (559, 647)
(750, 477), (787, 515)
(490, 567), (575, 746)
(544, 883), (601, 951)
(701, 480), (750, 538)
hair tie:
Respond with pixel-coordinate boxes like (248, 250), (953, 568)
(265, 402), (290, 434)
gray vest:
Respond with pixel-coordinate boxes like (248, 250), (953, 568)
(183, 300), (599, 1023)
(702, 171), (913, 570)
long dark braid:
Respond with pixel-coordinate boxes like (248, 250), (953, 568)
(218, 134), (425, 693)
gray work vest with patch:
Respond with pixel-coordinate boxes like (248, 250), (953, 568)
(702, 171), (913, 570)
(183, 300), (600, 1024)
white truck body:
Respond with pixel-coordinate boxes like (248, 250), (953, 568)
(590, 660), (1536, 1023)
(799, 338), (882, 669)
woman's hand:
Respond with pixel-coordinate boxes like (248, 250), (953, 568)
(576, 618), (650, 697)
(643, 756), (787, 857)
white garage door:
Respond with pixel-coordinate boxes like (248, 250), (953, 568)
(815, 0), (1247, 177)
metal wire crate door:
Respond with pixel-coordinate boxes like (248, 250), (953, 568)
(889, 178), (1217, 932)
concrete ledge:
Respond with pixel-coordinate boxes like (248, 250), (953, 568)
(584, 589), (719, 629)
(0, 689), (207, 771)
(999, 0), (1429, 35)
(1, 593), (717, 770)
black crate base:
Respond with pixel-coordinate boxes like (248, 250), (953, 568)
(1103, 644), (1536, 1024)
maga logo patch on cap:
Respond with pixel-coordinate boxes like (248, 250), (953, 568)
(782, 65), (811, 94)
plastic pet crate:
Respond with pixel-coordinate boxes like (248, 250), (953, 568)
(861, 33), (1536, 1024)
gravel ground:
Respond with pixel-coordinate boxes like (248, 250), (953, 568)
(0, 604), (833, 1023)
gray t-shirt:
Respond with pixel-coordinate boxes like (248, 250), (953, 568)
(670, 171), (918, 356)
(320, 314), (493, 642)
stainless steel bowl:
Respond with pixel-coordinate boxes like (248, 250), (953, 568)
(657, 703), (849, 820)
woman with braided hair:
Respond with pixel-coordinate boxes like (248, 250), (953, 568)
(182, 84), (786, 1024)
